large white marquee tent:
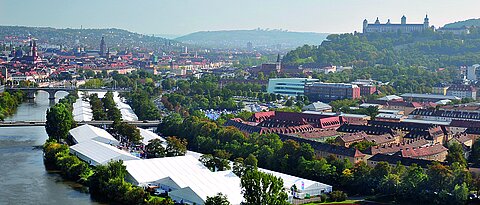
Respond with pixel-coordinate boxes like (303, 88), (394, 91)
(69, 124), (120, 145)
(123, 155), (244, 205)
(70, 140), (139, 166)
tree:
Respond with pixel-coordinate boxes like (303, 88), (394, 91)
(200, 154), (217, 171)
(166, 136), (188, 157)
(233, 157), (246, 177)
(233, 155), (258, 177)
(379, 173), (401, 195)
(116, 122), (143, 144)
(447, 142), (467, 166)
(241, 170), (289, 205)
(205, 193), (231, 205)
(148, 197), (174, 205)
(351, 140), (376, 152)
(214, 149), (232, 171)
(472, 138), (480, 164)
(329, 190), (347, 202)
(145, 139), (166, 158)
(398, 164), (427, 200)
(45, 103), (74, 141)
(244, 154), (258, 171)
(452, 182), (469, 204)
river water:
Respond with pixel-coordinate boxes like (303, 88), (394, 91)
(0, 91), (100, 205)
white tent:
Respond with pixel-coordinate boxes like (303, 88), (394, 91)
(114, 93), (138, 121)
(124, 155), (243, 205)
(74, 113), (93, 122)
(138, 128), (165, 146)
(69, 124), (120, 145)
(70, 140), (139, 166)
(73, 95), (93, 122)
(258, 168), (332, 198)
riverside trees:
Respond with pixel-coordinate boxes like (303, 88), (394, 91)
(45, 92), (77, 141)
(0, 91), (24, 121)
(157, 114), (477, 204)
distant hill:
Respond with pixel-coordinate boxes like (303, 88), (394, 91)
(0, 26), (180, 51)
(443, 19), (480, 28)
(175, 29), (329, 50)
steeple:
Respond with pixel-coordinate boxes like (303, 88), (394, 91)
(375, 17), (380, 24)
(99, 36), (106, 57)
(401, 15), (407, 25)
(32, 40), (37, 60)
(424, 14), (429, 28)
(363, 19), (368, 33)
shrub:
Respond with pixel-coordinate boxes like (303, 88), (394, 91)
(329, 190), (347, 202)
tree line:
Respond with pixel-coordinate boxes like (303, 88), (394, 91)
(158, 113), (478, 204)
(0, 91), (24, 121)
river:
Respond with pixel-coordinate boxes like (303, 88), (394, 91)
(0, 91), (101, 205)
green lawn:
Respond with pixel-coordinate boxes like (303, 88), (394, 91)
(303, 199), (360, 205)
(147, 195), (166, 202)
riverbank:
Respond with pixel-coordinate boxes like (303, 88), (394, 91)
(0, 91), (25, 120)
(42, 91), (170, 205)
(0, 91), (100, 205)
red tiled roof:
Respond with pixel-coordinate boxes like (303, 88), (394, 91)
(399, 144), (447, 158)
(366, 138), (430, 155)
(450, 133), (473, 144)
(293, 128), (339, 139)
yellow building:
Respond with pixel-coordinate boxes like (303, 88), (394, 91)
(432, 83), (449, 95)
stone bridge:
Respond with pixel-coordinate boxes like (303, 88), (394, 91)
(7, 87), (76, 100)
(6, 87), (131, 100)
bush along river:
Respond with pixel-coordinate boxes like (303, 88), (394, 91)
(0, 91), (102, 205)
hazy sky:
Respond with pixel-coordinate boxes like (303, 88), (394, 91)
(1, 0), (478, 36)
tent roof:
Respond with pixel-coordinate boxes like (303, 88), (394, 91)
(258, 168), (332, 191)
(124, 155), (243, 204)
(69, 124), (119, 145)
(70, 140), (139, 165)
(138, 128), (165, 145)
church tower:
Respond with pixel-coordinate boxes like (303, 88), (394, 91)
(401, 15), (407, 25)
(99, 36), (106, 57)
(424, 14), (429, 28)
(363, 19), (368, 33)
(276, 54), (282, 72)
(32, 40), (38, 60)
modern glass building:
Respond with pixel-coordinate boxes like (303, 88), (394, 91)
(267, 78), (320, 96)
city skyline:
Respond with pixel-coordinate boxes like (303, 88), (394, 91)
(0, 0), (479, 36)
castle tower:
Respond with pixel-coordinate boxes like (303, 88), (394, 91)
(99, 36), (106, 57)
(424, 14), (429, 28)
(363, 19), (368, 33)
(401, 15), (407, 25)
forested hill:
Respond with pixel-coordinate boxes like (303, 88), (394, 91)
(175, 29), (328, 50)
(282, 29), (480, 68)
(444, 19), (480, 29)
(0, 26), (180, 51)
